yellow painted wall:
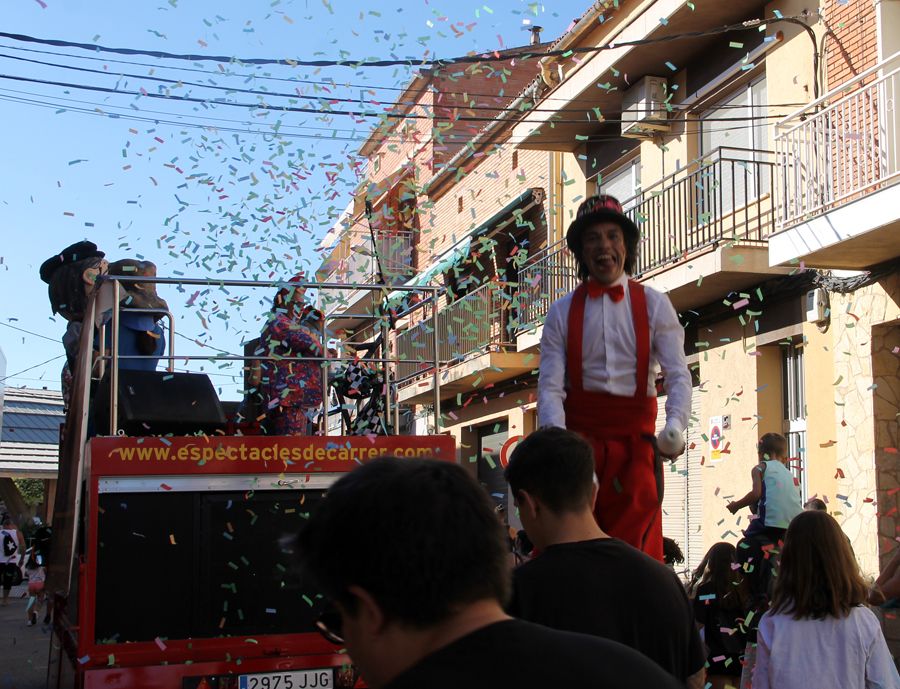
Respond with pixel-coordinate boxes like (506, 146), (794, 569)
(802, 321), (839, 504)
(696, 321), (767, 547)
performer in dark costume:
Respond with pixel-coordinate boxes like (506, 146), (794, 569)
(537, 196), (692, 561)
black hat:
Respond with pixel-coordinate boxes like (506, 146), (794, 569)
(565, 195), (639, 254)
(40, 241), (105, 284)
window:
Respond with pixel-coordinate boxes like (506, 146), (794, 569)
(512, 150), (519, 171)
(700, 77), (770, 215)
(596, 158), (641, 211)
(457, 196), (464, 213)
(781, 344), (807, 500)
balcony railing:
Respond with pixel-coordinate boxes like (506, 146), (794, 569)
(776, 51), (900, 228)
(395, 281), (515, 383)
(626, 146), (776, 275)
(515, 147), (776, 330)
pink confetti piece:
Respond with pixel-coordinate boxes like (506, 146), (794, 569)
(732, 298), (749, 310)
(34, 0), (48, 7)
(154, 637), (167, 651)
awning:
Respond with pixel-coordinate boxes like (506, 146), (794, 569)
(386, 187), (544, 302)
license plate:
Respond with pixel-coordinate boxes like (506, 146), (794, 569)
(239, 669), (333, 689)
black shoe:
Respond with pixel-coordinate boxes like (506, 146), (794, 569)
(29, 612), (37, 626)
(43, 613), (51, 625)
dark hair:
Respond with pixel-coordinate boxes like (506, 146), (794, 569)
(770, 510), (867, 620)
(804, 498), (828, 512)
(663, 537), (685, 567)
(569, 223), (639, 280)
(758, 432), (788, 460)
(504, 427), (595, 513)
(688, 542), (749, 613)
(47, 256), (104, 320)
(299, 457), (510, 627)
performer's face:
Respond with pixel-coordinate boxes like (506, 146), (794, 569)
(580, 221), (626, 285)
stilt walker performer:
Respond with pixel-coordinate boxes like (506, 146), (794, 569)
(537, 196), (692, 561)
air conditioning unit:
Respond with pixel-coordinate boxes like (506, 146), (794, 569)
(621, 76), (671, 139)
(805, 288), (829, 323)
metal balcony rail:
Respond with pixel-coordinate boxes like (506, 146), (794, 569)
(514, 147), (776, 331)
(625, 146), (776, 275)
(516, 243), (579, 330)
(776, 51), (900, 228)
(395, 281), (516, 383)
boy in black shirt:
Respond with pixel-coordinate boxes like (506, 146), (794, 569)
(299, 456), (682, 689)
(506, 428), (706, 688)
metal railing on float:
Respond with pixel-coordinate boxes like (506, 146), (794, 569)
(93, 275), (442, 437)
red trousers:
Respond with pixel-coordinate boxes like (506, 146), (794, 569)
(566, 390), (663, 561)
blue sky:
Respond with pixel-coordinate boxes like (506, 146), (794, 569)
(0, 0), (585, 398)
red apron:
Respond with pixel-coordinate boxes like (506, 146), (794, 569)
(564, 281), (663, 561)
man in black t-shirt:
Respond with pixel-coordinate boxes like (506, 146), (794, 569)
(505, 428), (706, 688)
(298, 457), (682, 689)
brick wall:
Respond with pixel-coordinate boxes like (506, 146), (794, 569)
(823, 0), (879, 91)
(432, 53), (543, 166)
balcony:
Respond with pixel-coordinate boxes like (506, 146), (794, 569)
(394, 281), (535, 404)
(517, 147), (790, 328)
(319, 230), (416, 327)
(770, 52), (900, 269)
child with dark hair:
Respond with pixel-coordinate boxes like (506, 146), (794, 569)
(727, 433), (802, 602)
(23, 549), (46, 626)
(688, 542), (750, 689)
(753, 511), (899, 689)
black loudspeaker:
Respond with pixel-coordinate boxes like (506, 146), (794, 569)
(94, 370), (227, 436)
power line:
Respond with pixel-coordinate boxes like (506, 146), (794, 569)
(0, 51), (805, 121)
(0, 42), (809, 109)
(0, 16), (805, 68)
(0, 89), (784, 147)
(0, 72), (791, 126)
(0, 355), (65, 383)
(0, 321), (60, 343)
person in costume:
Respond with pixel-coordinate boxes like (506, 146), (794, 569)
(40, 243), (169, 407)
(254, 275), (325, 435)
(537, 195), (691, 561)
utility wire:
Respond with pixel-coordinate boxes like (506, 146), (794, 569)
(0, 42), (805, 108)
(0, 321), (60, 343)
(0, 72), (791, 125)
(0, 90), (783, 146)
(0, 355), (65, 383)
(0, 16), (805, 68)
(0, 51), (805, 119)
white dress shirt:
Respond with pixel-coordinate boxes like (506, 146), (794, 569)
(753, 607), (900, 689)
(537, 273), (691, 432)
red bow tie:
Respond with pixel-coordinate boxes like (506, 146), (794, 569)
(586, 282), (625, 302)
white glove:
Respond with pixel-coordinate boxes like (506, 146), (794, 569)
(656, 423), (685, 457)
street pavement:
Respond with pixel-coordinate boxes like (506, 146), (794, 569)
(1, 583), (50, 689)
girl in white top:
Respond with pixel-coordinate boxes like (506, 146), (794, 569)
(753, 510), (899, 689)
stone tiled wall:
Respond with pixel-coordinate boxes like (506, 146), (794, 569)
(828, 273), (900, 576)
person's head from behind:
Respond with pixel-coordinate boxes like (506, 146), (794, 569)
(771, 510), (867, 620)
(504, 427), (597, 551)
(299, 457), (509, 687)
(758, 432), (788, 464)
(804, 497), (828, 512)
(663, 537), (684, 568)
(0, 513), (12, 528)
(690, 542), (747, 608)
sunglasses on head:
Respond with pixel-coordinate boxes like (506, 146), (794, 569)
(316, 605), (344, 645)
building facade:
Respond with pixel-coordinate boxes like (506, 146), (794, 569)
(320, 0), (899, 586)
